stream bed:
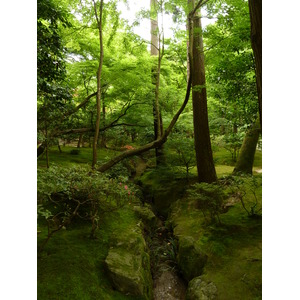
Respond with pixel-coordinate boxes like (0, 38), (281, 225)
(147, 216), (187, 300)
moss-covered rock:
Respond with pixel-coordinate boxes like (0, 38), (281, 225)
(105, 228), (153, 299)
(177, 236), (208, 281)
(133, 204), (157, 230)
(186, 277), (218, 300)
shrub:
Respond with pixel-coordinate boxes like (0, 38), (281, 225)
(70, 149), (80, 155)
(219, 174), (262, 217)
(37, 165), (138, 250)
(187, 182), (225, 224)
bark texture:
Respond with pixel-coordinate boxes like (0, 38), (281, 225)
(190, 13), (217, 183)
(248, 0), (262, 129)
(233, 118), (260, 175)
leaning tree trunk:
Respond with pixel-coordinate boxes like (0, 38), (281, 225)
(190, 9), (217, 183)
(233, 117), (260, 175)
(248, 0), (262, 129)
(92, 0), (104, 168)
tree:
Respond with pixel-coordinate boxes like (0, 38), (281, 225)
(233, 117), (260, 175)
(189, 0), (217, 183)
(37, 0), (72, 164)
(248, 0), (262, 129)
(150, 0), (164, 164)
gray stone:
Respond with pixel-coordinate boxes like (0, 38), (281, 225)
(186, 277), (218, 300)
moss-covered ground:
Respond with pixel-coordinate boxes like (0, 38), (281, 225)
(37, 145), (262, 299)
(37, 199), (143, 299)
(37, 145), (119, 168)
(169, 173), (262, 300)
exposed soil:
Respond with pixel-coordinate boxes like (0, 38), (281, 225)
(153, 269), (186, 300)
(148, 219), (187, 300)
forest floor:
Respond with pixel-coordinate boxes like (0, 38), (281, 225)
(37, 145), (262, 299)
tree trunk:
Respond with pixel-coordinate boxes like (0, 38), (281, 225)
(100, 98), (106, 148)
(77, 134), (83, 148)
(248, 0), (262, 129)
(92, 0), (104, 168)
(57, 140), (62, 153)
(151, 0), (164, 165)
(45, 122), (49, 169)
(233, 117), (260, 175)
(37, 142), (46, 157)
(190, 11), (217, 183)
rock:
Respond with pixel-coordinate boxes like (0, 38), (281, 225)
(105, 229), (153, 299)
(186, 277), (218, 300)
(133, 204), (157, 229)
(177, 236), (208, 282)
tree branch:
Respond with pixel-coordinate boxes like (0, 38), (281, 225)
(189, 0), (210, 19)
(97, 75), (192, 172)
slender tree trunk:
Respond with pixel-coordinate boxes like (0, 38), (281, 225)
(92, 0), (104, 168)
(233, 117), (260, 175)
(248, 0), (262, 129)
(189, 6), (217, 183)
(77, 134), (83, 148)
(57, 140), (62, 153)
(151, 0), (164, 165)
(45, 121), (49, 169)
(100, 97), (106, 148)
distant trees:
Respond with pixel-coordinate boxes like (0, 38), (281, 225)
(37, 0), (72, 165)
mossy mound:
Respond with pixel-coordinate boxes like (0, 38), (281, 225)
(105, 227), (153, 300)
(139, 168), (190, 217)
(168, 177), (262, 299)
(133, 204), (157, 230)
(177, 236), (208, 281)
(186, 277), (218, 300)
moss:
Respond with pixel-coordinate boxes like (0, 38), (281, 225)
(168, 176), (262, 299)
(37, 205), (147, 300)
(186, 277), (218, 300)
(105, 224), (153, 299)
(37, 146), (118, 168)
